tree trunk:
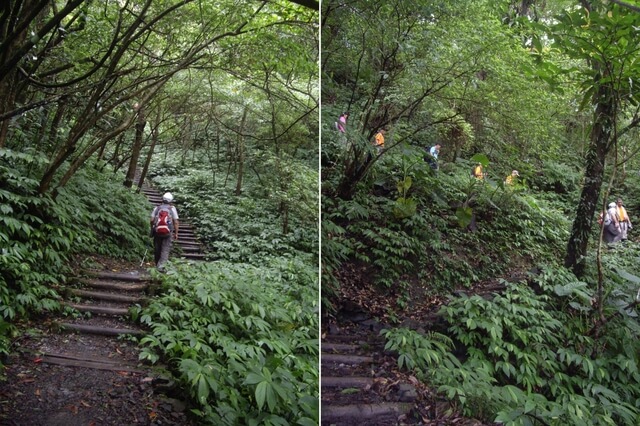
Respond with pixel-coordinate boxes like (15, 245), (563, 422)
(46, 99), (67, 155)
(564, 83), (614, 277)
(138, 110), (161, 192)
(335, 147), (377, 200)
(106, 134), (125, 171)
(235, 106), (248, 196)
(124, 105), (146, 188)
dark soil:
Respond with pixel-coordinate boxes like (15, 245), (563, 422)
(0, 255), (195, 426)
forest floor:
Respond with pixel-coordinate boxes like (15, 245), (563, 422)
(0, 255), (195, 426)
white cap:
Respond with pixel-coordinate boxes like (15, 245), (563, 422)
(162, 192), (174, 203)
(608, 202), (616, 208)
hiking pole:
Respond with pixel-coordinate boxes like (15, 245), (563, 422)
(140, 249), (148, 267)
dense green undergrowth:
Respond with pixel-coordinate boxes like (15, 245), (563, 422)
(383, 254), (640, 425)
(136, 152), (319, 424)
(322, 137), (571, 311)
(0, 148), (149, 360)
(321, 122), (640, 424)
(136, 259), (318, 425)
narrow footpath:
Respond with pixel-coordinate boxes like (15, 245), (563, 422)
(0, 185), (206, 426)
(321, 314), (492, 426)
(321, 317), (428, 426)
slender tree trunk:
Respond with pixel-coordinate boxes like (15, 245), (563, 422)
(124, 105), (146, 188)
(235, 106), (248, 196)
(107, 134), (125, 171)
(216, 126), (221, 172)
(46, 99), (67, 155)
(138, 110), (161, 191)
(0, 70), (20, 150)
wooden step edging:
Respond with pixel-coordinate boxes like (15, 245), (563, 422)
(40, 353), (144, 373)
(76, 278), (149, 292)
(65, 302), (130, 316)
(181, 253), (208, 260)
(57, 322), (144, 336)
(321, 342), (360, 353)
(321, 402), (413, 421)
(69, 288), (146, 303)
(321, 376), (374, 388)
(83, 270), (152, 282)
(321, 354), (373, 365)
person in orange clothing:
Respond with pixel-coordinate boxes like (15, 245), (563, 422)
(505, 169), (519, 185)
(373, 128), (385, 152)
(616, 198), (632, 240)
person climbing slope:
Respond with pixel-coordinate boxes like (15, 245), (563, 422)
(426, 143), (441, 170)
(603, 201), (622, 244)
(373, 128), (386, 152)
(150, 192), (179, 272)
(505, 169), (519, 185)
(336, 112), (349, 133)
(616, 197), (632, 240)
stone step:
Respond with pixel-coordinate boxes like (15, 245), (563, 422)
(323, 334), (385, 345)
(321, 402), (412, 424)
(69, 288), (146, 303)
(321, 342), (360, 353)
(65, 302), (130, 316)
(176, 239), (199, 246)
(84, 270), (151, 282)
(321, 376), (374, 389)
(181, 253), (208, 260)
(40, 353), (143, 373)
(57, 322), (144, 336)
(321, 354), (373, 365)
(177, 245), (202, 253)
(76, 278), (149, 292)
(181, 253), (210, 260)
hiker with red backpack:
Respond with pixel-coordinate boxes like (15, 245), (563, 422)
(150, 192), (179, 272)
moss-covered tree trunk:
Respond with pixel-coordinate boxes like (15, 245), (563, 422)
(564, 83), (613, 277)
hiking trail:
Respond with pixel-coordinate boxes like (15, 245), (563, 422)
(0, 183), (207, 426)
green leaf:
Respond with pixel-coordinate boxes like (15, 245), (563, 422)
(256, 381), (268, 410)
(244, 372), (264, 385)
(197, 375), (210, 403)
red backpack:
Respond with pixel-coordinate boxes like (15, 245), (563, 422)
(154, 205), (173, 236)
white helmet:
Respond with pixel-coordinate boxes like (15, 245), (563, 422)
(162, 192), (174, 203)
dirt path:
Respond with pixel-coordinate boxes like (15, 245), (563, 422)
(0, 185), (207, 425)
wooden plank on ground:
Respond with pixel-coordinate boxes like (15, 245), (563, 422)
(321, 342), (360, 353)
(40, 355), (143, 373)
(321, 376), (374, 388)
(69, 288), (145, 303)
(84, 271), (152, 282)
(78, 279), (148, 292)
(321, 354), (373, 365)
(322, 402), (412, 421)
(65, 302), (130, 316)
(40, 350), (126, 364)
(58, 322), (144, 336)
